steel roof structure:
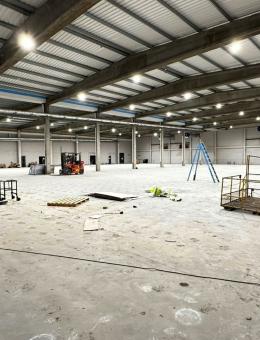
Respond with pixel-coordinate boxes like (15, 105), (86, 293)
(0, 0), (260, 137)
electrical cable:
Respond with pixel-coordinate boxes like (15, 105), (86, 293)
(0, 247), (259, 287)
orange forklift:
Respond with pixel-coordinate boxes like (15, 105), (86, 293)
(60, 152), (84, 175)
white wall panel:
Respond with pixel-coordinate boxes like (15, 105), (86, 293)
(0, 142), (17, 164)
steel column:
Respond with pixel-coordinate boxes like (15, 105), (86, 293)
(43, 104), (51, 174)
(132, 126), (137, 169)
(182, 133), (185, 166)
(160, 129), (164, 167)
(17, 129), (22, 165)
(95, 122), (101, 171)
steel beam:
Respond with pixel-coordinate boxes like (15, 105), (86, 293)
(0, 0), (101, 74)
(177, 100), (260, 123)
(137, 88), (260, 119)
(103, 64), (260, 112)
(45, 12), (260, 105)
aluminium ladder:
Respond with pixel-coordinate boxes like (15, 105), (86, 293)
(187, 143), (219, 183)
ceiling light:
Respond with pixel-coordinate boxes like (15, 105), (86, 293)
(132, 74), (141, 83)
(77, 92), (87, 101)
(6, 118), (11, 123)
(18, 32), (35, 51)
(177, 130), (181, 134)
(256, 116), (260, 121)
(229, 125), (233, 129)
(183, 92), (192, 100)
(138, 134), (141, 138)
(213, 121), (217, 126)
(68, 128), (72, 133)
(166, 111), (172, 117)
(118, 132), (122, 136)
(216, 103), (223, 109)
(111, 127), (116, 133)
(36, 125), (40, 130)
(84, 125), (88, 130)
(153, 132), (158, 137)
(239, 111), (244, 116)
(129, 104), (136, 110)
(192, 117), (198, 122)
(229, 40), (241, 54)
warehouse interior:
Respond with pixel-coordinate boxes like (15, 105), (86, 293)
(1, 1), (260, 339)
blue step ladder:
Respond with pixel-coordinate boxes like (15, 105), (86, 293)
(187, 143), (219, 183)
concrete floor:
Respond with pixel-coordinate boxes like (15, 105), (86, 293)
(1, 164), (260, 340)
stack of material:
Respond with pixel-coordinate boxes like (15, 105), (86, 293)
(29, 164), (45, 175)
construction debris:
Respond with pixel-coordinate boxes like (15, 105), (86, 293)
(146, 186), (182, 201)
(47, 196), (89, 207)
(87, 192), (137, 201)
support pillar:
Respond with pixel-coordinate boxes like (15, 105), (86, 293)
(160, 129), (164, 167)
(17, 129), (22, 166)
(132, 126), (137, 169)
(190, 134), (192, 164)
(75, 136), (79, 153)
(44, 104), (51, 174)
(243, 128), (247, 165)
(95, 122), (101, 171)
(214, 131), (217, 164)
(115, 139), (119, 164)
(50, 140), (53, 166)
(182, 132), (185, 166)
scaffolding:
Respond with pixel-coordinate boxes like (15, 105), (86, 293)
(221, 155), (260, 214)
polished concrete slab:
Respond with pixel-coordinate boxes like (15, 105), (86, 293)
(0, 164), (260, 340)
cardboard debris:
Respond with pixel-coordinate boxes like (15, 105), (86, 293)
(87, 192), (137, 201)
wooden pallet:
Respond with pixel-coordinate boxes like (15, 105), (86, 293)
(47, 196), (89, 207)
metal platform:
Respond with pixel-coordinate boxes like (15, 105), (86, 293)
(222, 197), (260, 214)
(221, 155), (260, 215)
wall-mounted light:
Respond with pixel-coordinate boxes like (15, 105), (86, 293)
(68, 128), (72, 133)
(36, 125), (40, 130)
(239, 111), (244, 116)
(216, 103), (223, 109)
(153, 132), (158, 137)
(129, 104), (136, 110)
(84, 125), (88, 130)
(111, 127), (116, 133)
(166, 111), (172, 117)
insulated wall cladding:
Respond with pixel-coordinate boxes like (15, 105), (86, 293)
(52, 141), (75, 164)
(22, 141), (45, 164)
(136, 135), (190, 164)
(0, 138), (132, 165)
(216, 129), (244, 164)
(0, 141), (17, 164)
